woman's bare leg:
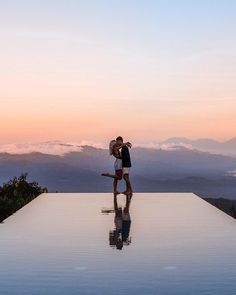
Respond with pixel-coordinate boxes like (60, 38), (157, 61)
(101, 172), (117, 178)
(102, 170), (122, 193)
(113, 178), (119, 194)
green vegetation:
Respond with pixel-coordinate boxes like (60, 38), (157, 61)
(0, 174), (47, 222)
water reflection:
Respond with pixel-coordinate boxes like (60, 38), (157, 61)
(1, 193), (236, 294)
(103, 194), (132, 250)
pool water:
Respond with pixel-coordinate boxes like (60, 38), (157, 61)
(0, 193), (236, 294)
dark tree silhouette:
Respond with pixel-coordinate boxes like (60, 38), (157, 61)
(0, 173), (47, 222)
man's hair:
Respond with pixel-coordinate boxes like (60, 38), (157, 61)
(116, 136), (123, 141)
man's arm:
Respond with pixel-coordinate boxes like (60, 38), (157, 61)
(113, 142), (132, 153)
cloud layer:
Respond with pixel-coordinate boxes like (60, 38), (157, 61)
(0, 140), (194, 156)
(0, 141), (83, 156)
(0, 140), (195, 156)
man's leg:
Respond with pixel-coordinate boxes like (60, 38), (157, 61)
(123, 174), (132, 194)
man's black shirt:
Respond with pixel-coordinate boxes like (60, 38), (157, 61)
(121, 145), (131, 168)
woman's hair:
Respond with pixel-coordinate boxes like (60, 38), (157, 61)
(109, 140), (116, 155)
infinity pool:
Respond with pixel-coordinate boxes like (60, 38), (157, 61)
(0, 193), (236, 294)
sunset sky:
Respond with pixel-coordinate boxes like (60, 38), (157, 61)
(1, 0), (236, 145)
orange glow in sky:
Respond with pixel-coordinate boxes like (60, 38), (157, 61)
(0, 1), (235, 144)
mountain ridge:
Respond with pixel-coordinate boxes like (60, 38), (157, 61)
(161, 137), (236, 156)
(0, 145), (236, 198)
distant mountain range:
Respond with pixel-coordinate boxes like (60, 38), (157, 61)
(1, 137), (236, 156)
(0, 144), (236, 198)
(160, 137), (236, 156)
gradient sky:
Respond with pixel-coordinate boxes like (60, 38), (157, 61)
(0, 0), (236, 145)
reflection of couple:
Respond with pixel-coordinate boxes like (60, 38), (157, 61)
(102, 136), (133, 195)
(109, 194), (132, 250)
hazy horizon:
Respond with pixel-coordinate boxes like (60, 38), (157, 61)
(1, 134), (236, 145)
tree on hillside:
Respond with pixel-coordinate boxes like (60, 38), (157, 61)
(0, 173), (47, 222)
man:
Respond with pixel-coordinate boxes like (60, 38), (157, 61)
(116, 136), (133, 194)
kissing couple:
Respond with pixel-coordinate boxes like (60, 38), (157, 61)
(102, 136), (133, 195)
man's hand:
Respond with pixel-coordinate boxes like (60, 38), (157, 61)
(114, 142), (132, 151)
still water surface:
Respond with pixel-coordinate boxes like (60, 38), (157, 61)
(1, 193), (236, 294)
